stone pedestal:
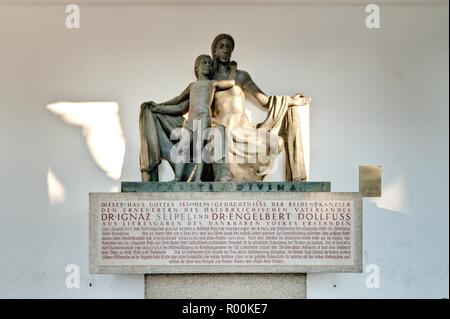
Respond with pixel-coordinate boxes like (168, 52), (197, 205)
(121, 181), (329, 299)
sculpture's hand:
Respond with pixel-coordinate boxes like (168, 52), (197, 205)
(140, 101), (161, 113)
(149, 101), (161, 113)
(140, 101), (150, 112)
(289, 92), (312, 107)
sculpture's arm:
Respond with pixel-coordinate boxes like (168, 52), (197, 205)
(240, 71), (311, 108)
(239, 71), (270, 108)
(152, 100), (189, 116)
(159, 83), (192, 106)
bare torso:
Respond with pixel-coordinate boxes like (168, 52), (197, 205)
(212, 69), (252, 128)
(188, 80), (215, 121)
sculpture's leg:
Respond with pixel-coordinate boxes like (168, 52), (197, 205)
(193, 120), (210, 182)
(210, 125), (232, 181)
(150, 167), (159, 181)
(141, 170), (150, 182)
(140, 166), (158, 182)
(195, 162), (204, 182)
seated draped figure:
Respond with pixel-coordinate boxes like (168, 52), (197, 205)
(139, 33), (311, 182)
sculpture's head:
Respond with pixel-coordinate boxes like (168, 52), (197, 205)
(194, 54), (213, 79)
(211, 33), (235, 64)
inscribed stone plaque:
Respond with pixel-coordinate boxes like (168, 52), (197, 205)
(89, 192), (362, 274)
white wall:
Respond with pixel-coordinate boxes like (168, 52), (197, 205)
(0, 4), (448, 298)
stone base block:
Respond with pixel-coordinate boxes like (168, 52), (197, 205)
(144, 273), (306, 299)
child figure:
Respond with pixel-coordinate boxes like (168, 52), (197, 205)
(174, 54), (235, 181)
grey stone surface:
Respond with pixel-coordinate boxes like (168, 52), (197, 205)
(89, 181), (361, 299)
(144, 273), (306, 299)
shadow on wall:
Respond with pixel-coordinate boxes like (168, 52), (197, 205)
(370, 174), (412, 215)
(46, 101), (126, 205)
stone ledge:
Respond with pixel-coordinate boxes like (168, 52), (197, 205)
(121, 181), (331, 193)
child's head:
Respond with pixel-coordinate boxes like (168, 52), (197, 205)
(194, 54), (213, 79)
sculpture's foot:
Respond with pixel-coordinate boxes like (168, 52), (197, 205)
(150, 167), (159, 181)
(141, 166), (159, 182)
(141, 171), (150, 182)
(213, 162), (232, 182)
(219, 176), (232, 182)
